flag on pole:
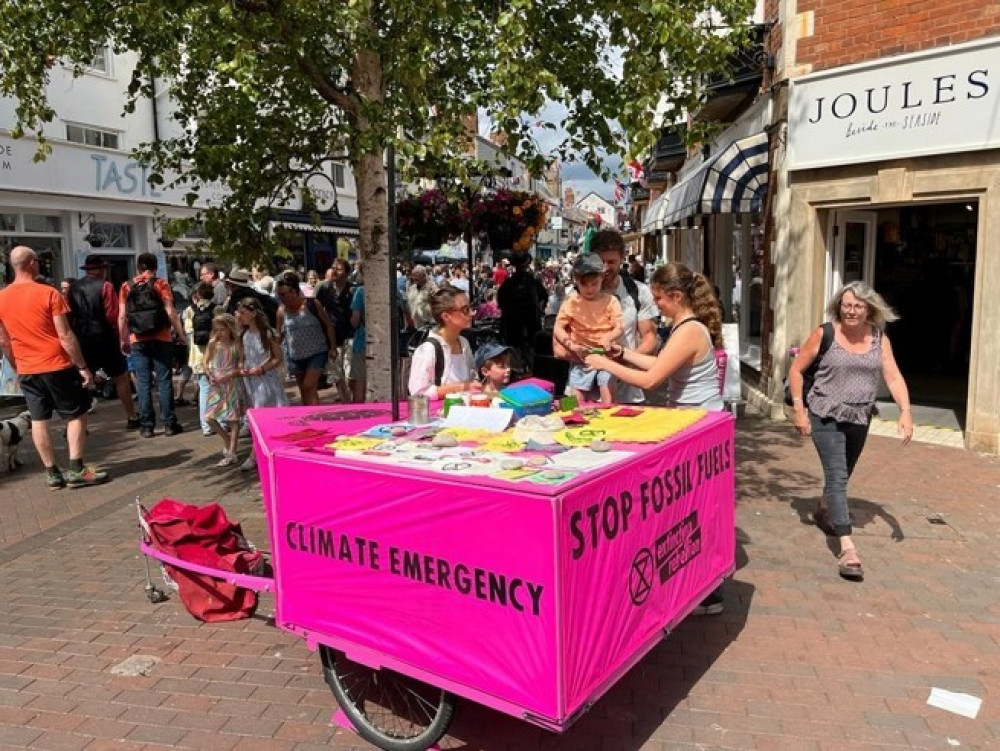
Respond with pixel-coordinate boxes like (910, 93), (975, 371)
(614, 179), (625, 205)
(627, 160), (646, 184)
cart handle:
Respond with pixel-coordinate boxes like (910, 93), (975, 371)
(139, 541), (275, 593)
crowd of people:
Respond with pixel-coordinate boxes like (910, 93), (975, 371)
(1, 228), (916, 586)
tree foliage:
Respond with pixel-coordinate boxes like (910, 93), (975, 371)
(0, 0), (757, 399)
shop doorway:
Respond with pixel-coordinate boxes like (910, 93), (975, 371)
(830, 202), (977, 428)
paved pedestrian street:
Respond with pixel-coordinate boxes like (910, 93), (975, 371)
(0, 399), (998, 750)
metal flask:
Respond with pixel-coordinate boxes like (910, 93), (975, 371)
(407, 394), (430, 425)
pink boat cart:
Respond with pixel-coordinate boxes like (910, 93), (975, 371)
(139, 403), (736, 751)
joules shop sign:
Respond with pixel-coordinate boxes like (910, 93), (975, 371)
(787, 37), (1000, 170)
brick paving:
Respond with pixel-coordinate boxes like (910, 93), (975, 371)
(0, 396), (998, 750)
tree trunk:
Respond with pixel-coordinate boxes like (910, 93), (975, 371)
(350, 47), (393, 403)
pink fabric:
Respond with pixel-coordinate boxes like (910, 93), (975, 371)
(248, 405), (734, 725)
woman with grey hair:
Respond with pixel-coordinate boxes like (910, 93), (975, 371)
(787, 281), (913, 581)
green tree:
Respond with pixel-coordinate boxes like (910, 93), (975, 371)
(1, 0), (755, 400)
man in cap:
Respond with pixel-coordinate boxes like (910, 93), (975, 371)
(118, 252), (187, 437)
(0, 246), (109, 489)
(69, 255), (139, 429)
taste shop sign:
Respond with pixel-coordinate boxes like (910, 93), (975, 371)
(787, 37), (999, 170)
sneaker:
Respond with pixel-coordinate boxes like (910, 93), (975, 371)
(202, 430), (214, 437)
(64, 466), (109, 489)
(239, 455), (257, 472)
(126, 417), (141, 431)
(691, 590), (725, 617)
(140, 426), (155, 438)
(217, 452), (238, 467)
(46, 470), (66, 491)
(164, 423), (184, 436)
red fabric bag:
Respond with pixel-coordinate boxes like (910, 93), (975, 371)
(145, 499), (264, 622)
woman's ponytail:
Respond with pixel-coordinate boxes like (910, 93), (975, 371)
(690, 273), (724, 349)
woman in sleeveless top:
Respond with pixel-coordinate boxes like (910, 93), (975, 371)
(586, 262), (727, 616)
(408, 285), (483, 400)
(585, 262), (724, 411)
(788, 281), (913, 581)
(275, 272), (335, 406)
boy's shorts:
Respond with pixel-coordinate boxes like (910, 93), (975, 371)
(567, 363), (612, 392)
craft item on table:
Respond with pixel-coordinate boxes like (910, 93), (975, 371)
(481, 434), (525, 453)
(494, 467), (540, 481)
(554, 426), (609, 447)
(441, 405), (514, 432)
(560, 412), (589, 426)
(432, 433), (459, 448)
(525, 455), (550, 467)
(583, 407), (707, 443)
(529, 469), (578, 485)
(362, 422), (416, 438)
(610, 407), (643, 417)
(437, 427), (496, 443)
(512, 414), (565, 445)
(329, 435), (385, 452)
(523, 439), (569, 453)
(499, 383), (553, 418)
(275, 427), (331, 442)
(559, 395), (579, 411)
(550, 447), (633, 471)
(501, 458), (524, 470)
(590, 439), (612, 452)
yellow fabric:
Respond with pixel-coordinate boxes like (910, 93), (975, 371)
(554, 407), (706, 444)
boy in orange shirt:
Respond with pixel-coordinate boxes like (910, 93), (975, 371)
(553, 253), (624, 404)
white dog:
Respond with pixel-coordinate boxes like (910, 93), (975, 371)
(0, 411), (31, 473)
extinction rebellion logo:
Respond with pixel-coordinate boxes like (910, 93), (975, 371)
(629, 510), (702, 606)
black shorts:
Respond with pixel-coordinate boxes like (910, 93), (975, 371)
(79, 335), (128, 379)
(19, 367), (91, 421)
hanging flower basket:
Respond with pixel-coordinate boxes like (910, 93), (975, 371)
(469, 190), (548, 253)
(396, 190), (463, 251)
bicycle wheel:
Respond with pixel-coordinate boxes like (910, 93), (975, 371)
(320, 645), (456, 751)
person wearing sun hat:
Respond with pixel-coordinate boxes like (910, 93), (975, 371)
(474, 341), (513, 396)
(225, 268), (278, 327)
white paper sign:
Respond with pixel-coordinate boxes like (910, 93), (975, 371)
(440, 406), (513, 432)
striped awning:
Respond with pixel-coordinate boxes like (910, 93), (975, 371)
(661, 132), (769, 227)
(270, 221), (360, 238)
(640, 192), (671, 235)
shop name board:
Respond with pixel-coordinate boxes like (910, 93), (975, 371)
(788, 38), (1000, 170)
(92, 154), (163, 198)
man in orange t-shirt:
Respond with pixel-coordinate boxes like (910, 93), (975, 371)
(118, 252), (187, 438)
(0, 246), (109, 489)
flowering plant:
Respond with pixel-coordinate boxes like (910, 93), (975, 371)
(395, 189), (463, 249)
(468, 189), (549, 252)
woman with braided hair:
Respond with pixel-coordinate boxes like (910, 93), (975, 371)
(585, 261), (724, 411)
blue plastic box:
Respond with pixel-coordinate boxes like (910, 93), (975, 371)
(499, 383), (553, 419)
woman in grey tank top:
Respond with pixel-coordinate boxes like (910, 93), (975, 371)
(585, 262), (724, 411)
(787, 281), (913, 581)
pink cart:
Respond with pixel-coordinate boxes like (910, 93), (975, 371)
(149, 404), (736, 751)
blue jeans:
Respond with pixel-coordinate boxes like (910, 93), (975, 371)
(809, 412), (870, 536)
(197, 373), (210, 433)
(131, 339), (176, 430)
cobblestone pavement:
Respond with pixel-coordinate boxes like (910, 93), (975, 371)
(0, 396), (998, 750)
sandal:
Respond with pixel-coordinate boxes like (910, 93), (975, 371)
(813, 508), (836, 537)
(837, 547), (864, 581)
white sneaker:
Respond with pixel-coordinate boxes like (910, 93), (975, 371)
(239, 455), (257, 472)
(216, 452), (237, 467)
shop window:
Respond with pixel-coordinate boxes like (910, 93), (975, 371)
(0, 237), (63, 284)
(0, 215), (16, 232)
(66, 124), (119, 150)
(23, 214), (62, 234)
(88, 222), (133, 249)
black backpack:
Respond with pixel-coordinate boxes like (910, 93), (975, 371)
(783, 322), (834, 406)
(126, 278), (169, 336)
(406, 326), (446, 385)
(618, 269), (642, 314)
(191, 301), (215, 346)
(68, 277), (112, 339)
